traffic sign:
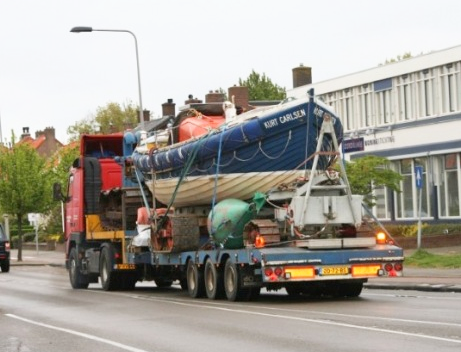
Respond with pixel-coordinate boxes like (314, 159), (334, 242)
(415, 166), (423, 189)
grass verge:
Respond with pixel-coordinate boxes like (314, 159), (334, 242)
(405, 249), (461, 268)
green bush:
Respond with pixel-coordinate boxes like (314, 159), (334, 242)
(9, 225), (35, 237)
(385, 223), (461, 237)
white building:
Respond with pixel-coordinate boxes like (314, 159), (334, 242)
(288, 45), (461, 223)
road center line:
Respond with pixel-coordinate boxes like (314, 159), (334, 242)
(5, 314), (150, 352)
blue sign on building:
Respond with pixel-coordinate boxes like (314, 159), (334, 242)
(343, 137), (364, 153)
(415, 166), (423, 189)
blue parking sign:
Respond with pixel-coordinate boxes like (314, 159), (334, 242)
(415, 166), (423, 189)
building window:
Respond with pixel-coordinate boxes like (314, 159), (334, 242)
(375, 90), (392, 124)
(395, 158), (429, 219)
(359, 85), (373, 128)
(439, 153), (460, 217)
(396, 74), (415, 121)
(338, 90), (354, 130)
(375, 185), (392, 219)
(441, 64), (460, 114)
(418, 75), (434, 117)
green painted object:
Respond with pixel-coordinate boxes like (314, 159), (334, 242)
(208, 193), (266, 249)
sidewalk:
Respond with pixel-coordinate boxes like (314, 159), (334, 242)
(7, 248), (461, 293)
(10, 248), (66, 267)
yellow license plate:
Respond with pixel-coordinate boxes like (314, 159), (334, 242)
(115, 264), (136, 270)
(352, 264), (381, 277)
(321, 266), (349, 276)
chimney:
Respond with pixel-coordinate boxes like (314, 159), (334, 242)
(228, 86), (249, 112)
(21, 127), (31, 140)
(141, 110), (150, 122)
(292, 64), (312, 88)
(205, 90), (225, 103)
(162, 98), (176, 116)
(184, 94), (202, 105)
(40, 127), (55, 139)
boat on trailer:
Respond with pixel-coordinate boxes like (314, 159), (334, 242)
(132, 91), (343, 207)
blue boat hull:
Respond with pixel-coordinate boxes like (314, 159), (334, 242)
(133, 98), (343, 181)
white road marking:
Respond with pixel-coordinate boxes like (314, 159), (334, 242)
(116, 294), (461, 345)
(5, 314), (150, 352)
(98, 289), (461, 329)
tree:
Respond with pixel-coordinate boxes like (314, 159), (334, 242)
(48, 142), (79, 187)
(44, 142), (80, 235)
(238, 70), (286, 101)
(67, 101), (139, 141)
(95, 101), (139, 134)
(0, 143), (55, 261)
(381, 52), (413, 65)
(66, 116), (97, 142)
(340, 155), (402, 207)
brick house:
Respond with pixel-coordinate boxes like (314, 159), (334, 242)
(17, 127), (63, 158)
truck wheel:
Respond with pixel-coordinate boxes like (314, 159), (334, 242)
(204, 258), (224, 299)
(1, 260), (10, 273)
(224, 259), (249, 301)
(100, 246), (119, 291)
(186, 260), (205, 298)
(69, 248), (89, 289)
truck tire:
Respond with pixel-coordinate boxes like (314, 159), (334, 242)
(186, 260), (205, 298)
(1, 260), (10, 273)
(223, 259), (249, 301)
(100, 246), (119, 291)
(204, 258), (224, 300)
(69, 248), (89, 289)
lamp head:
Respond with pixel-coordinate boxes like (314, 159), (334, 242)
(70, 26), (93, 33)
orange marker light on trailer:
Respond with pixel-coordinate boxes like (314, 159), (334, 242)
(376, 231), (387, 244)
(255, 234), (265, 248)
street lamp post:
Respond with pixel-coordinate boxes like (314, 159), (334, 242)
(70, 26), (145, 131)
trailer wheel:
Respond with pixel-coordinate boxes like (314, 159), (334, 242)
(69, 248), (89, 289)
(186, 260), (205, 298)
(100, 246), (119, 291)
(224, 259), (249, 301)
(204, 258), (224, 300)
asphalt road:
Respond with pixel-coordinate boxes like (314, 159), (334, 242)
(1, 265), (460, 352)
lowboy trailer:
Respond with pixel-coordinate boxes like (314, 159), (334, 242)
(54, 110), (403, 301)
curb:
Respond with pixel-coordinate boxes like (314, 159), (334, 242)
(365, 282), (461, 293)
(10, 263), (65, 268)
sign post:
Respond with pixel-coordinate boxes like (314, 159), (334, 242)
(28, 213), (40, 254)
(415, 166), (423, 249)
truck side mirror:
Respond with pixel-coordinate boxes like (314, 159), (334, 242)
(53, 183), (66, 202)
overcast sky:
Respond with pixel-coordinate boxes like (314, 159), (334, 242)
(0, 0), (460, 144)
